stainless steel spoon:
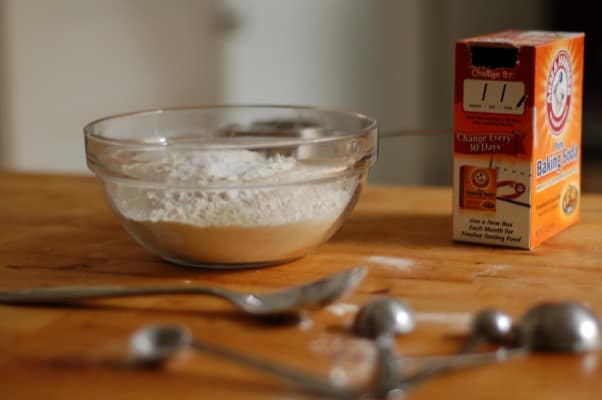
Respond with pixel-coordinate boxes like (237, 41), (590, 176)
(396, 317), (523, 391)
(515, 301), (601, 352)
(394, 301), (601, 392)
(350, 299), (517, 397)
(399, 308), (516, 388)
(130, 324), (364, 399)
(457, 308), (513, 353)
(0, 266), (367, 316)
(352, 296), (416, 397)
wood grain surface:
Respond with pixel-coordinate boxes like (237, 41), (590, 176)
(1, 171), (601, 399)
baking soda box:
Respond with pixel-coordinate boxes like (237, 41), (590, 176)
(453, 30), (584, 249)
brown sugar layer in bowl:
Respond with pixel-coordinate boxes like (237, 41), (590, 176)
(123, 217), (343, 265)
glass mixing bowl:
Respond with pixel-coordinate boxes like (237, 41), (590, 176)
(84, 106), (378, 268)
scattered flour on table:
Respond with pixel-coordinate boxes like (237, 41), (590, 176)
(475, 263), (511, 277)
(366, 255), (416, 271)
(328, 338), (375, 388)
(415, 312), (472, 327)
(297, 311), (314, 332)
(308, 334), (375, 388)
(582, 353), (599, 374)
(298, 318), (314, 332)
(326, 303), (359, 317)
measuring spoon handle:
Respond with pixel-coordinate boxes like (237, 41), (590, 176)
(401, 347), (528, 389)
(0, 286), (232, 304)
(190, 340), (363, 400)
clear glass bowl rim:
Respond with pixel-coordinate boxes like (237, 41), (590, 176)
(84, 105), (378, 189)
(83, 104), (378, 149)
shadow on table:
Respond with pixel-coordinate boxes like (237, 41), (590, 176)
(331, 212), (452, 248)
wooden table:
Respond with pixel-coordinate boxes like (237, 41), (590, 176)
(1, 171), (601, 399)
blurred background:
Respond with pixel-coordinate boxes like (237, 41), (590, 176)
(0, 0), (599, 189)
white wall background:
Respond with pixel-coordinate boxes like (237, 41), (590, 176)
(0, 0), (218, 172)
(0, 0), (545, 184)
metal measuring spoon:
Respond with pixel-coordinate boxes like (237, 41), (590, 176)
(457, 308), (513, 353)
(459, 302), (601, 353)
(352, 296), (416, 397)
(0, 266), (367, 317)
(395, 301), (601, 393)
(130, 324), (363, 399)
(395, 310), (521, 391)
(516, 301), (601, 352)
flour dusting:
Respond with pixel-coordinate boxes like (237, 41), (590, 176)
(582, 353), (599, 374)
(298, 312), (314, 332)
(415, 312), (472, 327)
(326, 303), (359, 317)
(111, 149), (354, 227)
(366, 255), (416, 270)
(475, 264), (510, 277)
(308, 334), (375, 388)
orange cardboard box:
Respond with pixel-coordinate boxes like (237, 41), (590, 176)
(453, 30), (584, 249)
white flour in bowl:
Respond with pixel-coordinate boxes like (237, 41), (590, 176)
(106, 149), (359, 265)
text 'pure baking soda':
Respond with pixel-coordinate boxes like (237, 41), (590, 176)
(453, 30), (584, 249)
